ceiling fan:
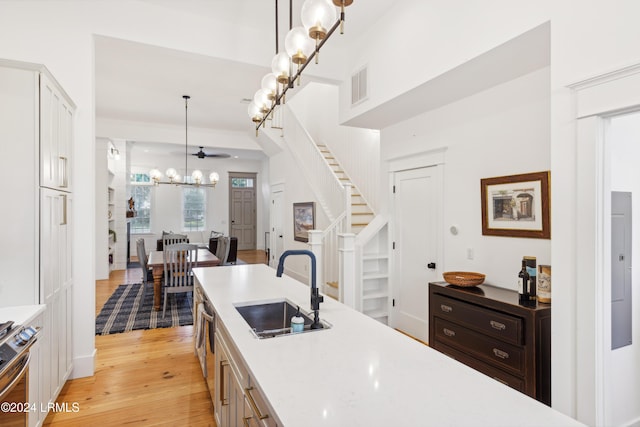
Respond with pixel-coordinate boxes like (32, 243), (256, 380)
(192, 146), (230, 159)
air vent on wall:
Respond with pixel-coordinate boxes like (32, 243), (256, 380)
(351, 66), (368, 106)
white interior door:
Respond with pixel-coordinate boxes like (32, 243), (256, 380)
(270, 188), (284, 268)
(391, 166), (441, 342)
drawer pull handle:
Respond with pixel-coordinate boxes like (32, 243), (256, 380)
(493, 348), (509, 359)
(440, 304), (453, 313)
(490, 320), (506, 331)
(220, 360), (230, 406)
(245, 387), (269, 420)
(242, 416), (252, 427)
(443, 328), (456, 337)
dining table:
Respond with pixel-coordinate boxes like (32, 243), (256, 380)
(147, 248), (221, 311)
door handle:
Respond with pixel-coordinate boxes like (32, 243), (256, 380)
(279, 235), (283, 238)
(427, 262), (436, 269)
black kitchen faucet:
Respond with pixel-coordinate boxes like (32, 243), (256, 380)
(276, 250), (324, 329)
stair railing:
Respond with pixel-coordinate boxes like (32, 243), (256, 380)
(283, 106), (344, 220)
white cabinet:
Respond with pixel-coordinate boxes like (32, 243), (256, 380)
(40, 188), (73, 407)
(0, 59), (74, 423)
(40, 72), (73, 192)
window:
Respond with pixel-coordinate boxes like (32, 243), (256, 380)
(183, 187), (206, 231)
(130, 173), (152, 233)
(231, 177), (254, 188)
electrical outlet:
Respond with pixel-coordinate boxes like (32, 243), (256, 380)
(466, 247), (474, 260)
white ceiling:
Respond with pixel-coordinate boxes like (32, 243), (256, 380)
(95, 0), (393, 158)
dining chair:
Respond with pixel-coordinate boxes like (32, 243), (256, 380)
(215, 236), (230, 265)
(162, 243), (198, 318)
(136, 238), (153, 293)
(162, 233), (188, 250)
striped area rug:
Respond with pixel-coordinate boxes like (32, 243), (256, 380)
(95, 283), (193, 335)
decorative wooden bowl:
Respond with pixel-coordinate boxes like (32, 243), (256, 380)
(442, 271), (486, 287)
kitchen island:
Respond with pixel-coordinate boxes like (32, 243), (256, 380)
(194, 264), (582, 427)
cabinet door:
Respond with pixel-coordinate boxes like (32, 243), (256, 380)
(214, 333), (228, 427)
(40, 73), (73, 191)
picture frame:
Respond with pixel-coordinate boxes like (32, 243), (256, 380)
(293, 202), (315, 242)
(480, 171), (550, 239)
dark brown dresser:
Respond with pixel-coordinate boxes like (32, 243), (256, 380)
(428, 281), (551, 405)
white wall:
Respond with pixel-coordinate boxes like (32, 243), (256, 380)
(382, 68), (551, 288)
(608, 112), (640, 427)
(289, 83), (382, 212)
(549, 1), (640, 420)
(338, 0), (552, 125)
(269, 146), (330, 283)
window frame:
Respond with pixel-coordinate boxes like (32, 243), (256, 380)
(129, 173), (153, 234)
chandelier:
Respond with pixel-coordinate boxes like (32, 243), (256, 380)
(150, 95), (220, 187)
(248, 0), (353, 134)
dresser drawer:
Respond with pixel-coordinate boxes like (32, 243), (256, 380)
(433, 341), (525, 393)
(432, 293), (523, 345)
(433, 318), (524, 375)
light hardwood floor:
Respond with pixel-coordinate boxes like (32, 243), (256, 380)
(43, 250), (267, 426)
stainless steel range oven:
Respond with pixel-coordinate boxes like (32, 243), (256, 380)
(0, 321), (40, 427)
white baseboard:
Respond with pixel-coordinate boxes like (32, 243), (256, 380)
(70, 348), (96, 379)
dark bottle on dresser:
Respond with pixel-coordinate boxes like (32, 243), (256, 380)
(518, 259), (534, 306)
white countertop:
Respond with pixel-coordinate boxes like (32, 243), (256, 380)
(0, 304), (45, 326)
(194, 264), (582, 427)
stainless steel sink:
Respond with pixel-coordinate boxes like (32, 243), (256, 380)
(234, 299), (331, 339)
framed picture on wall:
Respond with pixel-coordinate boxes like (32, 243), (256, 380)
(293, 202), (315, 242)
(480, 171), (550, 239)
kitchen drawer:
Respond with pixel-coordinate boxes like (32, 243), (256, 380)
(244, 381), (277, 427)
(433, 341), (525, 393)
(433, 317), (524, 375)
(216, 320), (249, 388)
(432, 293), (523, 345)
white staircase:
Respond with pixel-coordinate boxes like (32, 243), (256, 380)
(316, 143), (375, 233)
(273, 102), (389, 324)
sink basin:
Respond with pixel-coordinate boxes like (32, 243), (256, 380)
(234, 299), (331, 339)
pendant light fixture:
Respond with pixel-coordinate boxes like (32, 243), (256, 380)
(248, 0), (354, 135)
(150, 95), (219, 188)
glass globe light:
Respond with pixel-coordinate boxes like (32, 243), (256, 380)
(271, 52), (291, 85)
(261, 73), (278, 100)
(191, 169), (203, 184)
(209, 172), (220, 185)
(247, 101), (263, 123)
(165, 168), (178, 181)
(301, 0), (337, 41)
(254, 89), (272, 114)
(149, 168), (162, 182)
(285, 26), (314, 65)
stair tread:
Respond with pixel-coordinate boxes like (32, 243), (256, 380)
(326, 281), (339, 289)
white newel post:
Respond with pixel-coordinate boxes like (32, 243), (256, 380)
(339, 233), (356, 308)
(307, 230), (324, 292)
(343, 183), (352, 232)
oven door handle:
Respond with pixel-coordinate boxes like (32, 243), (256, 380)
(0, 353), (30, 400)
